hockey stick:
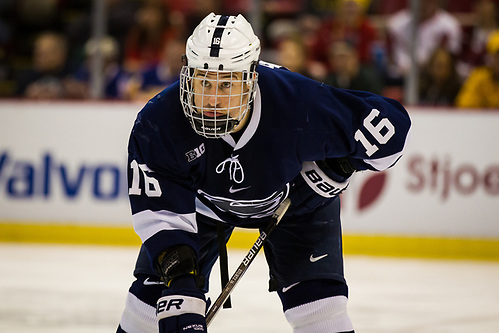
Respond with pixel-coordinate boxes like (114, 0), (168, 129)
(206, 197), (292, 326)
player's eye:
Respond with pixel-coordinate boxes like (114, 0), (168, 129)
(219, 82), (232, 89)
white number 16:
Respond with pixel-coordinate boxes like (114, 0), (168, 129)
(129, 160), (162, 197)
(354, 109), (395, 156)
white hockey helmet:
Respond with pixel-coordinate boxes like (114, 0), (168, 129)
(180, 13), (261, 138)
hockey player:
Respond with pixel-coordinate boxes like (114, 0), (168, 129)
(117, 13), (411, 333)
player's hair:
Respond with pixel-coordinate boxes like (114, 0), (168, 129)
(180, 13), (261, 138)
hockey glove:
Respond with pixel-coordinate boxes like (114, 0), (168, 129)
(157, 276), (207, 333)
(300, 158), (355, 198)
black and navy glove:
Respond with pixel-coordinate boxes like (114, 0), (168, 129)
(300, 159), (354, 198)
(155, 245), (207, 332)
(300, 158), (355, 198)
(156, 276), (207, 333)
(289, 158), (355, 213)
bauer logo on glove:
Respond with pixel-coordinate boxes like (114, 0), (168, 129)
(300, 161), (351, 198)
(156, 295), (206, 319)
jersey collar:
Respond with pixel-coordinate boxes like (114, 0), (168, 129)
(222, 83), (261, 149)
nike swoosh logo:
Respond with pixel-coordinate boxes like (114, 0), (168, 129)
(143, 277), (163, 285)
(282, 282), (300, 293)
(229, 185), (251, 193)
(309, 254), (328, 262)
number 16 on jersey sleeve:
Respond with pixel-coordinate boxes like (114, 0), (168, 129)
(354, 108), (395, 157)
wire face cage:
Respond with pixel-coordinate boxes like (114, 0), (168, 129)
(180, 67), (258, 138)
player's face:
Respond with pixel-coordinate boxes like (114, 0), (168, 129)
(192, 70), (250, 119)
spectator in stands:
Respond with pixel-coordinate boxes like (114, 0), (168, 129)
(262, 0), (307, 17)
(0, 0), (14, 97)
(310, 0), (379, 69)
(263, 16), (327, 80)
(459, 0), (499, 77)
(275, 35), (316, 78)
(66, 0), (139, 67)
(123, 0), (176, 73)
(455, 31), (499, 109)
(365, 0), (406, 16)
(15, 31), (71, 99)
(419, 47), (462, 106)
(306, 0), (372, 17)
(15, 0), (64, 33)
(163, 0), (223, 36)
(124, 37), (184, 101)
(385, 0), (462, 85)
(325, 40), (383, 94)
(64, 36), (130, 100)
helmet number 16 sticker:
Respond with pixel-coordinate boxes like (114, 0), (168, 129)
(354, 109), (395, 157)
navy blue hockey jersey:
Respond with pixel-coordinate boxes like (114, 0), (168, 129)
(127, 63), (412, 261)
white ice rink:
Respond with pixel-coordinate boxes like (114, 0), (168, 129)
(1, 243), (499, 332)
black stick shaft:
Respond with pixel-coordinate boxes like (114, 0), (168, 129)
(206, 198), (291, 326)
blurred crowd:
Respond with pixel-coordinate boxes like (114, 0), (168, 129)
(1, 0), (499, 108)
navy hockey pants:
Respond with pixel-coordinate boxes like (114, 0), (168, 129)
(118, 197), (347, 331)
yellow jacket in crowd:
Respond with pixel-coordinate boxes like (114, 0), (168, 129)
(455, 67), (499, 108)
(456, 30), (499, 109)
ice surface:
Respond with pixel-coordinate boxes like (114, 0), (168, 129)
(1, 243), (498, 332)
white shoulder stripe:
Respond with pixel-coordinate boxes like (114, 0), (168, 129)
(195, 198), (224, 222)
(364, 150), (403, 171)
(132, 209), (197, 243)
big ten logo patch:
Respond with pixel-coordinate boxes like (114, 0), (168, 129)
(186, 143), (205, 163)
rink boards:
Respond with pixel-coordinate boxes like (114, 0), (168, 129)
(0, 101), (498, 260)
